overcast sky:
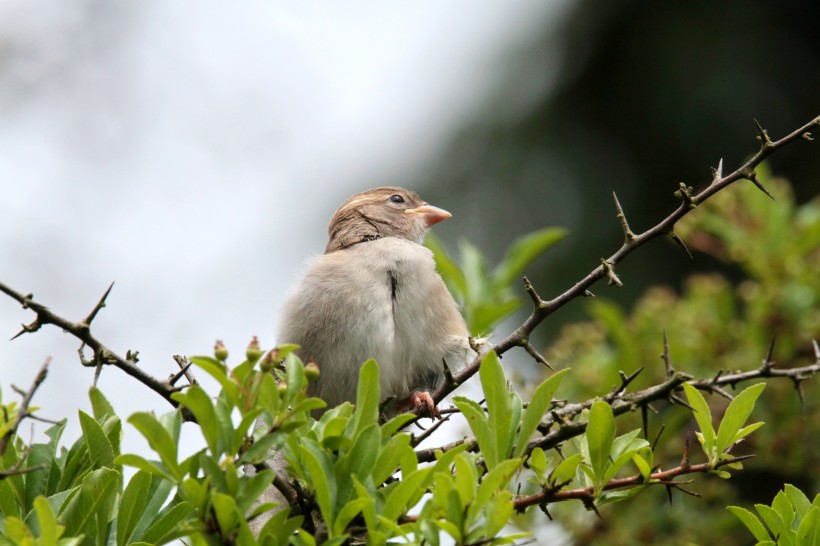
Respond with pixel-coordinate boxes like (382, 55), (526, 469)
(0, 0), (570, 500)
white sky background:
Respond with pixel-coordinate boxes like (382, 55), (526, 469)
(1, 1), (570, 539)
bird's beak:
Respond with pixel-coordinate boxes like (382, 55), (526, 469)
(404, 204), (452, 227)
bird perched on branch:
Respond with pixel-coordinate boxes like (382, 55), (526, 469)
(277, 187), (473, 417)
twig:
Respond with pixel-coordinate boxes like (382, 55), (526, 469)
(430, 114), (820, 405)
(416, 342), (820, 463)
(512, 454), (753, 511)
(0, 358), (50, 456)
(0, 281), (196, 416)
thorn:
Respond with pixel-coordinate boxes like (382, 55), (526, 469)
(523, 341), (555, 371)
(762, 338), (776, 370)
(612, 191), (635, 241)
(583, 290), (595, 298)
(11, 320), (41, 340)
(670, 484), (702, 498)
(600, 259), (623, 287)
(793, 379), (805, 414)
(681, 435), (691, 466)
(84, 281), (115, 326)
(651, 424), (666, 451)
(641, 405), (649, 440)
(813, 339), (820, 360)
(661, 329), (674, 377)
(753, 118), (772, 145)
(665, 484), (674, 505)
(670, 393), (694, 412)
(668, 232), (693, 259)
(522, 276), (546, 309)
(710, 158), (724, 182)
(169, 360), (195, 386)
(746, 171), (775, 200)
(802, 131), (814, 141)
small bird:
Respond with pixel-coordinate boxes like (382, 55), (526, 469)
(277, 187), (472, 417)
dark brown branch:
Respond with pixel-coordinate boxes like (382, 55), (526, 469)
(0, 358), (50, 456)
(513, 455), (753, 511)
(416, 343), (820, 463)
(0, 281), (195, 417)
(429, 114), (820, 406)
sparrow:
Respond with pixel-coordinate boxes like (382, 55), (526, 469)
(277, 187), (472, 417)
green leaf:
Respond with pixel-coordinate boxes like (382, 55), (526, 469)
(716, 383), (765, 453)
(78, 411), (115, 470)
(728, 505), (772, 541)
(114, 454), (172, 481)
(632, 447), (653, 481)
(383, 467), (431, 521)
(453, 397), (493, 467)
(88, 387), (116, 421)
(784, 483), (812, 519)
(480, 351), (515, 468)
(140, 500), (195, 544)
(470, 299), (521, 336)
(772, 489), (795, 531)
(796, 506), (819, 546)
(371, 433), (412, 486)
(528, 447), (548, 474)
(332, 498), (368, 537)
(453, 453), (477, 508)
(189, 356), (240, 403)
(212, 492), (240, 536)
(586, 401), (615, 482)
(127, 412), (180, 481)
(117, 471), (152, 546)
(550, 454), (583, 487)
(460, 238), (488, 307)
(472, 458), (522, 522)
(298, 442), (337, 526)
(682, 383), (716, 456)
(484, 490), (515, 538)
(515, 369), (570, 457)
(425, 233), (467, 298)
(340, 424), (380, 503)
(61, 467), (119, 538)
(493, 227), (567, 290)
(172, 385), (221, 456)
(347, 359), (380, 439)
(755, 503), (784, 537)
(33, 496), (63, 545)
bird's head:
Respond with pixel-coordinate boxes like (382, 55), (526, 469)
(325, 187), (451, 253)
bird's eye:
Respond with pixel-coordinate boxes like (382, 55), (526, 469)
(389, 194), (405, 204)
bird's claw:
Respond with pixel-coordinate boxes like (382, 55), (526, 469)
(400, 391), (441, 419)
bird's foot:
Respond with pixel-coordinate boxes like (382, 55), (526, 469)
(398, 391), (441, 419)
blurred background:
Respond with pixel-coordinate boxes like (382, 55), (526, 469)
(1, 0), (818, 544)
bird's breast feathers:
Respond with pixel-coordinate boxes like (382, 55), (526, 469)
(278, 237), (470, 402)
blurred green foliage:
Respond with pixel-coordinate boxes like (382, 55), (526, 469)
(425, 227), (566, 335)
(540, 170), (820, 544)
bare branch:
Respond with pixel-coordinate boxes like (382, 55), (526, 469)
(429, 113), (820, 406)
(0, 281), (195, 417)
(0, 358), (50, 456)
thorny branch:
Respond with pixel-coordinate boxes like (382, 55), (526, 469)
(512, 455), (754, 511)
(0, 114), (818, 461)
(416, 347), (820, 463)
(431, 114), (820, 404)
(0, 281), (196, 416)
(0, 358), (50, 457)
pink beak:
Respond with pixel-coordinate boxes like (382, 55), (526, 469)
(404, 203), (452, 227)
